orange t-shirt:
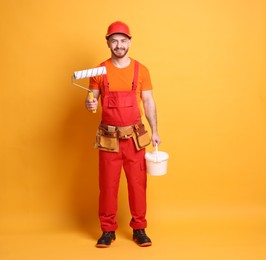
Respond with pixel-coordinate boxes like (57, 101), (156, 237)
(89, 58), (153, 106)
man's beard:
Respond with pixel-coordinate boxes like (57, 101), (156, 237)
(111, 47), (129, 58)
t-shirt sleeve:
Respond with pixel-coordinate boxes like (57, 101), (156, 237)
(89, 75), (102, 90)
(139, 64), (153, 91)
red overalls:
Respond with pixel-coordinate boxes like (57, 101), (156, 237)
(98, 60), (147, 232)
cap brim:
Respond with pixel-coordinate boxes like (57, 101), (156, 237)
(106, 33), (132, 39)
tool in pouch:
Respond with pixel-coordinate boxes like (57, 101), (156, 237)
(71, 66), (107, 113)
(95, 124), (119, 152)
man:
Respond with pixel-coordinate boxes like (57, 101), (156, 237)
(85, 21), (161, 248)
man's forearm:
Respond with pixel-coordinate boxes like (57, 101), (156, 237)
(144, 100), (158, 134)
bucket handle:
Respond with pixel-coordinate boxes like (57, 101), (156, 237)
(155, 143), (159, 162)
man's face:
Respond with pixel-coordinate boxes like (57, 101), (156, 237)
(107, 34), (131, 58)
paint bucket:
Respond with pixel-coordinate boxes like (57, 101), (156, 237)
(145, 144), (169, 176)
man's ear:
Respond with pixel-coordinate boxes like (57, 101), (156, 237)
(106, 39), (110, 48)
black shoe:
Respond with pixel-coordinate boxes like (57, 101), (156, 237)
(96, 231), (116, 248)
(133, 229), (152, 247)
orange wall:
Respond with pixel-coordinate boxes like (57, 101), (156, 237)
(0, 0), (265, 231)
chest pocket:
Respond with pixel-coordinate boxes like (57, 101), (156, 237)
(108, 91), (134, 108)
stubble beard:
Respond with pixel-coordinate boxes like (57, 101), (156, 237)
(111, 47), (129, 59)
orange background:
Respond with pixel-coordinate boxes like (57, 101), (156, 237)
(0, 0), (265, 259)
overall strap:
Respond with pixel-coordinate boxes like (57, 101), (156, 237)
(132, 60), (139, 90)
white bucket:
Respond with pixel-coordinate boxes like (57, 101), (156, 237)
(145, 145), (169, 176)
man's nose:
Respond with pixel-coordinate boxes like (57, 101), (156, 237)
(117, 41), (122, 48)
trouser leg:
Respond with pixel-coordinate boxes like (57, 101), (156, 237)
(121, 138), (147, 230)
(98, 149), (122, 232)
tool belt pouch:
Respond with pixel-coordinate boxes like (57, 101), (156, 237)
(95, 125), (119, 152)
(133, 123), (151, 151)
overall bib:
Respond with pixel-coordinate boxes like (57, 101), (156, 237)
(98, 60), (148, 232)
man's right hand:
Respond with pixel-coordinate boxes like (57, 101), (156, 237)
(85, 97), (98, 112)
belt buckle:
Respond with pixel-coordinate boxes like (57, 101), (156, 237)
(118, 127), (133, 139)
(120, 134), (132, 139)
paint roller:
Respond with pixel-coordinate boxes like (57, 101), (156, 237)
(72, 66), (107, 113)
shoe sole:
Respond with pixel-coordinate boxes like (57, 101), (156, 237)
(96, 239), (115, 248)
(133, 239), (152, 247)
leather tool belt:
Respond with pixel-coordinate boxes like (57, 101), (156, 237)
(95, 123), (151, 152)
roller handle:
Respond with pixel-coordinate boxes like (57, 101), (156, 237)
(88, 91), (96, 113)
